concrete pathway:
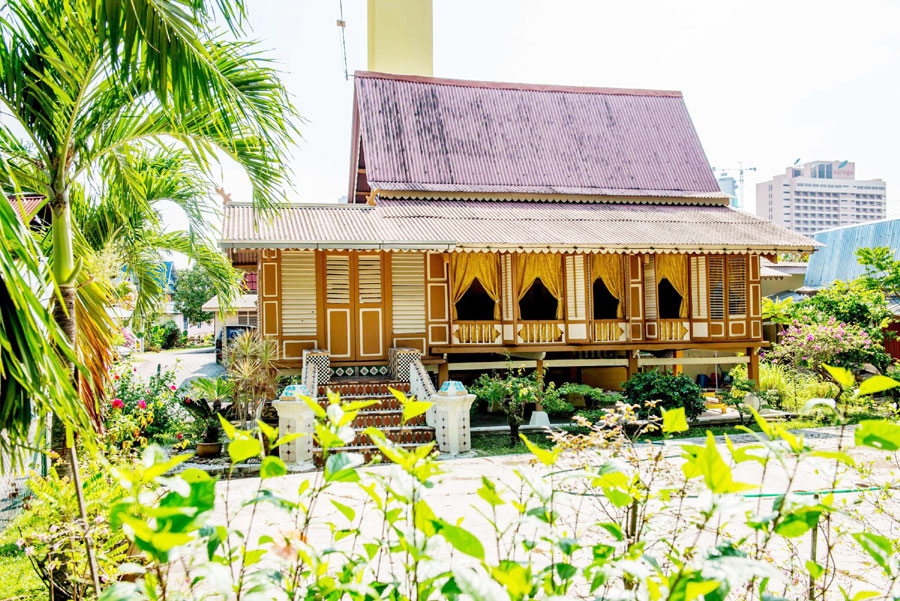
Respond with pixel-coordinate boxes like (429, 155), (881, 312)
(132, 347), (224, 389)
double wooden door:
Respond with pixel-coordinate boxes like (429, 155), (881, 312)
(323, 251), (387, 362)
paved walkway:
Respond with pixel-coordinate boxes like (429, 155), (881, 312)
(132, 347), (224, 389)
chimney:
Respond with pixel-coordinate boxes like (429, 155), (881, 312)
(367, 0), (433, 76)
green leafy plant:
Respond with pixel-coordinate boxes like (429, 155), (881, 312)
(178, 378), (234, 445)
(623, 369), (705, 419)
(470, 365), (552, 444)
(105, 363), (187, 447)
(558, 383), (623, 407)
(225, 331), (279, 427)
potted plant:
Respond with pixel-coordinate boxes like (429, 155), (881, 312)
(180, 377), (234, 458)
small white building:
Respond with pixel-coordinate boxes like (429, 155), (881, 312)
(202, 293), (258, 338)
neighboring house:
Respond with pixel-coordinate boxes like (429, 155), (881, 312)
(760, 259), (808, 298)
(802, 218), (900, 359)
(218, 71), (816, 388)
(202, 293), (258, 338)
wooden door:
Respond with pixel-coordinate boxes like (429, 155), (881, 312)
(323, 251), (386, 362)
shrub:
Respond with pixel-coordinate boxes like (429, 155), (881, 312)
(765, 318), (890, 374)
(105, 363), (188, 447)
(558, 383), (622, 407)
(623, 369), (705, 419)
(469, 366), (555, 443)
(538, 384), (574, 415)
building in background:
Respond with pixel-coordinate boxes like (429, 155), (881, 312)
(717, 175), (738, 208)
(755, 160), (886, 234)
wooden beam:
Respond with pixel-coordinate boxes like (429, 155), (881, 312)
(639, 356), (748, 366)
(438, 359), (449, 387)
(447, 358), (628, 371)
(672, 350), (683, 376)
(430, 341), (770, 354)
(747, 346), (760, 384)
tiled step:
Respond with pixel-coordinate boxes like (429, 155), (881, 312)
(318, 394), (403, 412)
(352, 410), (426, 428)
(317, 380), (410, 398)
(313, 443), (435, 465)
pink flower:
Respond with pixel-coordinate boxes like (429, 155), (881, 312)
(133, 368), (137, 372)
(170, 385), (177, 391)
(111, 398), (124, 409)
(137, 400), (147, 409)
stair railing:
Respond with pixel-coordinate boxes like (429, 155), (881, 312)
(389, 348), (435, 403)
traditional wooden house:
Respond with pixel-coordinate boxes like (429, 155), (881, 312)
(220, 71), (816, 392)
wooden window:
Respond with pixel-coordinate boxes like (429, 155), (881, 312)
(326, 255), (351, 304)
(358, 255), (382, 304)
(592, 278), (619, 319)
(643, 256), (658, 320)
(565, 255), (587, 320)
(727, 256), (748, 316)
(519, 279), (558, 320)
(281, 251), (317, 337)
(709, 257), (725, 320)
(392, 253), (426, 333)
(657, 279), (682, 319)
(456, 279), (496, 321)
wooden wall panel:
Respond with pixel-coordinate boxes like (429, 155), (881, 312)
(628, 255), (643, 341)
(391, 253), (427, 349)
(749, 254), (762, 340)
(642, 255), (657, 340)
(260, 250), (281, 357)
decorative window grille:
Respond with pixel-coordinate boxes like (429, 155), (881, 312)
(358, 255), (382, 304)
(391, 253), (426, 334)
(326, 255), (351, 304)
(690, 256), (708, 319)
(281, 251), (317, 336)
(709, 257), (725, 320)
(727, 256), (748, 316)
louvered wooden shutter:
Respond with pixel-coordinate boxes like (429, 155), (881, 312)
(690, 256), (709, 339)
(326, 255), (351, 304)
(709, 257), (725, 321)
(643, 256), (658, 339)
(391, 254), (426, 334)
(281, 251), (318, 337)
(564, 254), (588, 342)
(358, 255), (382, 304)
(727, 256), (747, 317)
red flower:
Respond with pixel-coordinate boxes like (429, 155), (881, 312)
(170, 385), (177, 391)
(114, 375), (120, 380)
(111, 399), (124, 410)
(137, 400), (147, 409)
(185, 398), (191, 403)
(176, 433), (183, 440)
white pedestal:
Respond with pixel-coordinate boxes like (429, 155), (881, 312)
(427, 393), (476, 455)
(272, 399), (316, 468)
(528, 410), (550, 427)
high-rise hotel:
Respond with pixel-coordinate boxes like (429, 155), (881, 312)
(755, 161), (886, 234)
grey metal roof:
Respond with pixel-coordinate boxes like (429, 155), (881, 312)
(221, 200), (818, 253)
(804, 218), (900, 289)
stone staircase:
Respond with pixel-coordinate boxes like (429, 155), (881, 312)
(312, 379), (436, 463)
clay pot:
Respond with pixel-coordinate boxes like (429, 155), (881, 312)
(196, 442), (222, 458)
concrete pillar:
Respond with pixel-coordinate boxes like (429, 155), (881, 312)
(438, 358), (449, 387)
(626, 351), (640, 381)
(427, 381), (475, 455)
(272, 386), (316, 469)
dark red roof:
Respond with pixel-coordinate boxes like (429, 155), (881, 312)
(7, 194), (46, 220)
(351, 71), (723, 202)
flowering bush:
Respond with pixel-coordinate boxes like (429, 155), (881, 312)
(104, 363), (189, 450)
(766, 317), (890, 373)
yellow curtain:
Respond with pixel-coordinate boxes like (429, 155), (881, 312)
(515, 254), (565, 319)
(590, 254), (626, 318)
(655, 254), (689, 318)
(450, 253), (501, 319)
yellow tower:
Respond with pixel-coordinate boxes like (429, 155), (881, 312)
(367, 0), (433, 76)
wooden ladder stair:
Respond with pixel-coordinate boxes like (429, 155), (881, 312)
(313, 379), (435, 463)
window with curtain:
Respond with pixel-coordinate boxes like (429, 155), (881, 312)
(455, 278), (496, 320)
(590, 254), (625, 319)
(451, 253), (501, 320)
(657, 279), (683, 319)
(655, 254), (689, 318)
(519, 278), (558, 320)
(516, 254), (565, 320)
(592, 278), (620, 319)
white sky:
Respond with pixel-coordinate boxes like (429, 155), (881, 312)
(165, 0), (900, 264)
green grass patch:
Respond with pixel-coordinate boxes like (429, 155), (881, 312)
(0, 542), (46, 601)
(471, 432), (556, 457)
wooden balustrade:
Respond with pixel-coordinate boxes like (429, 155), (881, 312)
(592, 320), (627, 342)
(516, 321), (564, 344)
(452, 321), (502, 344)
(658, 319), (691, 341)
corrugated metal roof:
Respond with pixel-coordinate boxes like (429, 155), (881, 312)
(7, 194), (46, 221)
(804, 218), (900, 289)
(202, 294), (257, 312)
(222, 200), (818, 253)
(354, 71), (725, 201)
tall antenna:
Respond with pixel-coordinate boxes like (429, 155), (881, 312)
(337, 0), (349, 80)
(717, 161), (757, 209)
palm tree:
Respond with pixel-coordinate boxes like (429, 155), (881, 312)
(0, 0), (300, 462)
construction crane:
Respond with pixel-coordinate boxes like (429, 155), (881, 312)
(713, 162), (757, 209)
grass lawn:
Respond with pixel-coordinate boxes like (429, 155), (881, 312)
(0, 543), (46, 601)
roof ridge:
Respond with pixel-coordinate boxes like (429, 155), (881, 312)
(354, 70), (683, 98)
